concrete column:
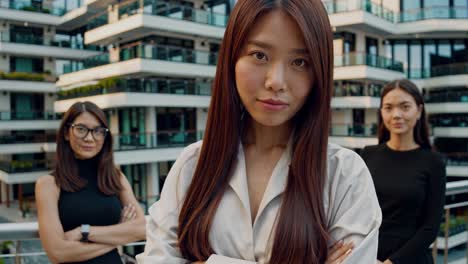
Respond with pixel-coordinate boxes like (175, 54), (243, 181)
(146, 162), (160, 199)
(0, 91), (10, 112)
(146, 107), (156, 147)
(43, 57), (56, 76)
(108, 4), (120, 23)
(194, 39), (210, 64)
(355, 31), (366, 54)
(196, 108), (208, 136)
(43, 25), (55, 46)
(0, 53), (10, 73)
(110, 109), (120, 149)
(44, 93), (55, 114)
(0, 20), (9, 42)
(109, 46), (120, 63)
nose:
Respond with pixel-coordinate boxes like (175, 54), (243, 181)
(265, 62), (287, 92)
(391, 108), (403, 119)
(83, 130), (94, 141)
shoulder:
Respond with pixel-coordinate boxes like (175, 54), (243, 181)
(421, 149), (446, 170)
(326, 143), (373, 186)
(161, 140), (203, 193)
(35, 175), (60, 198)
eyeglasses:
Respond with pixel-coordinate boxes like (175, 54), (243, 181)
(69, 123), (109, 141)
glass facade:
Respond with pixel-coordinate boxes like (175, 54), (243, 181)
(385, 39), (468, 78)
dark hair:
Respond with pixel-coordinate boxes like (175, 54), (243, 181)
(53, 101), (122, 195)
(178, 0), (334, 263)
(378, 79), (431, 149)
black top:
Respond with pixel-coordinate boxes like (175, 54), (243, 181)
(58, 157), (122, 264)
(361, 143), (446, 264)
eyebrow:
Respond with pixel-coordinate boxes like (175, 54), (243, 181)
(246, 40), (309, 55)
(383, 101), (412, 106)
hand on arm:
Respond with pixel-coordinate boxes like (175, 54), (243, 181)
(86, 173), (146, 245)
(35, 176), (115, 264)
(325, 241), (354, 264)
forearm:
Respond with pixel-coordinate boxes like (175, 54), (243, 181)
(89, 217), (146, 245)
(47, 240), (115, 263)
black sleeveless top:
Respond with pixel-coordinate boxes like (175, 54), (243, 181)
(58, 157), (122, 264)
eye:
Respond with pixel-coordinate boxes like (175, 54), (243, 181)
(76, 126), (88, 133)
(252, 51), (267, 61)
(292, 58), (308, 68)
(94, 127), (107, 135)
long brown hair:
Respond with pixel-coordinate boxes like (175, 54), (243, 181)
(178, 0), (334, 263)
(53, 101), (122, 195)
(378, 79), (431, 149)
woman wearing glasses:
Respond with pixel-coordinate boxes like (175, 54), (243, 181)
(36, 101), (145, 263)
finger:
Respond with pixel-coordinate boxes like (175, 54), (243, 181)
(334, 248), (352, 264)
(329, 240), (344, 252)
(328, 242), (353, 261)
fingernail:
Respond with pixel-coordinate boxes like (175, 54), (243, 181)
(345, 249), (352, 255)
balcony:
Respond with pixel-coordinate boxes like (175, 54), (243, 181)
(0, 0), (66, 16)
(323, 0), (468, 35)
(0, 111), (61, 131)
(55, 78), (211, 111)
(58, 44), (217, 87)
(334, 53), (405, 81)
(399, 6), (468, 22)
(85, 0), (227, 45)
(445, 153), (468, 178)
(0, 33), (102, 60)
(0, 159), (53, 184)
(328, 123), (378, 149)
(426, 90), (468, 114)
(113, 130), (204, 165)
(0, 134), (56, 155)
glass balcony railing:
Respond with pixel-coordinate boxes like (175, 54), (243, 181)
(0, 32), (103, 51)
(0, 134), (56, 144)
(445, 153), (468, 166)
(430, 115), (468, 128)
(63, 44), (218, 74)
(141, 1), (228, 27)
(360, 0), (396, 23)
(0, 0), (67, 16)
(329, 123), (378, 137)
(426, 92), (468, 104)
(120, 43), (218, 65)
(334, 52), (404, 72)
(0, 111), (62, 121)
(0, 159), (52, 173)
(409, 63), (468, 79)
(63, 53), (110, 74)
(58, 78), (212, 100)
(115, 130), (204, 151)
(322, 0), (396, 22)
(399, 6), (468, 22)
(334, 85), (383, 97)
(322, 1), (467, 23)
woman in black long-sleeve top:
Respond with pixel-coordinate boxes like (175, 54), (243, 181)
(361, 79), (446, 264)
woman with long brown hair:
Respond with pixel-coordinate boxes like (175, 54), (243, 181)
(361, 79), (446, 264)
(138, 0), (381, 263)
(36, 101), (146, 263)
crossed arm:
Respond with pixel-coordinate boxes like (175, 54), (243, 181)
(35, 173), (146, 263)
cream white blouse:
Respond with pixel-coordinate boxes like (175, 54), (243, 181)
(137, 141), (382, 264)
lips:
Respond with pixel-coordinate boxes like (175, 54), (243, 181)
(257, 98), (289, 111)
(80, 146), (95, 151)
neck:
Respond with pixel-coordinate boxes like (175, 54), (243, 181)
(243, 116), (291, 152)
(387, 132), (419, 151)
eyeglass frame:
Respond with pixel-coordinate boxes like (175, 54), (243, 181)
(68, 123), (109, 141)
